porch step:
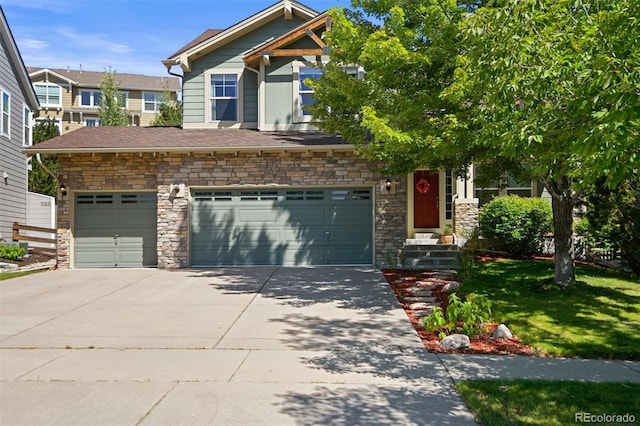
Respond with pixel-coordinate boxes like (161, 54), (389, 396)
(405, 232), (441, 245)
(403, 234), (460, 270)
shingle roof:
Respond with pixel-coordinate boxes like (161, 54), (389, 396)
(168, 29), (224, 58)
(27, 67), (180, 92)
(24, 127), (351, 154)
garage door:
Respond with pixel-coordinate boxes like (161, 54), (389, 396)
(191, 188), (373, 266)
(74, 193), (157, 268)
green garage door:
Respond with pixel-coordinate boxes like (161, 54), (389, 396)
(74, 193), (157, 268)
(191, 188), (373, 266)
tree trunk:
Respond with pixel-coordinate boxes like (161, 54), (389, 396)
(551, 192), (576, 287)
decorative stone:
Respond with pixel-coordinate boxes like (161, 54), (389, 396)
(412, 309), (434, 318)
(492, 324), (513, 339)
(439, 334), (470, 350)
(409, 302), (434, 310)
(403, 296), (437, 304)
(442, 282), (460, 293)
(406, 287), (433, 297)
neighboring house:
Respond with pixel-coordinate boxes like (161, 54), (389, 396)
(0, 7), (39, 242)
(25, 0), (540, 270)
(27, 67), (180, 132)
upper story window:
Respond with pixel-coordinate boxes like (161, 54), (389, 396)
(80, 90), (101, 107)
(210, 73), (238, 121)
(34, 83), (61, 107)
(143, 92), (166, 112)
(1, 89), (10, 138)
(298, 67), (322, 118)
(118, 92), (129, 109)
(23, 106), (32, 147)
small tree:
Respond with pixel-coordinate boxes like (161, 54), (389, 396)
(28, 118), (60, 196)
(98, 70), (129, 126)
(150, 91), (181, 127)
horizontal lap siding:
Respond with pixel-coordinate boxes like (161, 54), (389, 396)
(0, 34), (28, 240)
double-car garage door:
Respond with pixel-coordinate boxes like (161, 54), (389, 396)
(191, 187), (373, 266)
(73, 188), (373, 268)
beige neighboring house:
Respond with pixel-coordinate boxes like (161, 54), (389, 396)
(27, 67), (180, 133)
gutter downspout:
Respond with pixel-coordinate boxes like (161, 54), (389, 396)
(165, 64), (184, 128)
(35, 153), (59, 191)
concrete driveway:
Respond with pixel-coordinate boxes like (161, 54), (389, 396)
(1, 267), (477, 425)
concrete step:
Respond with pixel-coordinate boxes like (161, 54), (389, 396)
(404, 257), (460, 270)
(404, 247), (459, 258)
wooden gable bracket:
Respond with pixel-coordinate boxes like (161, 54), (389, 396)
(244, 14), (331, 66)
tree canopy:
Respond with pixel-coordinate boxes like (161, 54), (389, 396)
(312, 0), (639, 286)
(28, 118), (60, 197)
(98, 70), (130, 126)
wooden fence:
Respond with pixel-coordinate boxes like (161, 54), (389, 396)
(12, 223), (56, 253)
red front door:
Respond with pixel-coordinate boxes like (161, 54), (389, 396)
(414, 171), (439, 228)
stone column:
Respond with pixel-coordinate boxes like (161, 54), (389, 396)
(157, 184), (189, 269)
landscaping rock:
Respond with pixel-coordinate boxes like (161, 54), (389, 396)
(439, 334), (470, 350)
(442, 282), (460, 293)
(411, 309), (434, 318)
(492, 323), (513, 339)
(409, 302), (434, 310)
(406, 286), (434, 296)
(403, 296), (437, 303)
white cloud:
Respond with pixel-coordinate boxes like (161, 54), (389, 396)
(56, 26), (134, 55)
(19, 38), (48, 50)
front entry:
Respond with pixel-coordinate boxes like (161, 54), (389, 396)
(413, 171), (439, 228)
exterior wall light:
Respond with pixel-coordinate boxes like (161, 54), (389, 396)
(59, 184), (67, 196)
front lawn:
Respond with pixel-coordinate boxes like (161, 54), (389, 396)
(457, 380), (640, 426)
(461, 259), (640, 359)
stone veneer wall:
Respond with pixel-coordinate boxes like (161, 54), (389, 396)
(453, 199), (480, 242)
(56, 151), (407, 269)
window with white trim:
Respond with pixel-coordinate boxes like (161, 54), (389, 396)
(80, 90), (101, 107)
(209, 73), (239, 121)
(1, 89), (10, 138)
(23, 105), (32, 147)
(474, 167), (534, 206)
(292, 64), (362, 123)
(34, 83), (61, 107)
(143, 92), (167, 112)
(85, 118), (101, 127)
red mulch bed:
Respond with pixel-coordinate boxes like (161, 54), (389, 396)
(383, 269), (534, 356)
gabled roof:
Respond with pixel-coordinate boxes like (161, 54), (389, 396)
(27, 67), (181, 92)
(244, 12), (330, 67)
(163, 0), (319, 72)
(23, 126), (351, 155)
(0, 7), (38, 109)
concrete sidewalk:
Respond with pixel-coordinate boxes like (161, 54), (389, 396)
(1, 268), (639, 425)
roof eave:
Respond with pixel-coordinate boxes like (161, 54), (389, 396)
(23, 144), (355, 156)
(165, 1), (319, 73)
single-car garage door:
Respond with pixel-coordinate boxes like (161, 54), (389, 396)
(191, 188), (373, 266)
(74, 193), (157, 268)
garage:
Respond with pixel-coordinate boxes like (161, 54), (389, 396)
(74, 193), (158, 268)
(190, 187), (373, 266)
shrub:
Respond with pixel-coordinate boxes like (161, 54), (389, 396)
(0, 245), (26, 260)
(422, 292), (493, 338)
(479, 196), (553, 257)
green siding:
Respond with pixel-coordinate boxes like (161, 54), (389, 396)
(182, 15), (307, 126)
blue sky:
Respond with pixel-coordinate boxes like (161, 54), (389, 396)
(2, 0), (348, 77)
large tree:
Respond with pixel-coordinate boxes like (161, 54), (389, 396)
(309, 0), (475, 176)
(450, 0), (640, 286)
(98, 70), (130, 126)
(312, 0), (639, 287)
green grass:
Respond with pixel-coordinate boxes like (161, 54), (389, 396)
(0, 269), (45, 281)
(461, 259), (640, 359)
(457, 380), (640, 426)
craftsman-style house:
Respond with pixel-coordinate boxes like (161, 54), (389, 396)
(25, 0), (539, 269)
